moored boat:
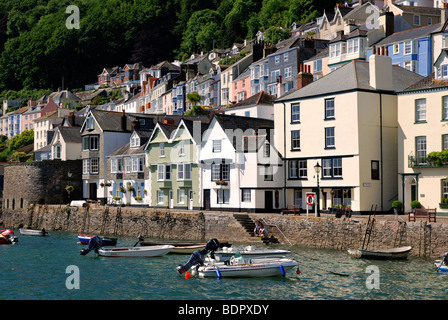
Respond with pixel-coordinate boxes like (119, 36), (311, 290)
(435, 252), (448, 272)
(140, 241), (206, 254)
(78, 234), (117, 246)
(98, 245), (174, 257)
(0, 229), (18, 244)
(347, 246), (412, 260)
(213, 245), (291, 262)
(196, 257), (299, 278)
(19, 228), (49, 236)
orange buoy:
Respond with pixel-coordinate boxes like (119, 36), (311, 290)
(185, 271), (191, 279)
(296, 267), (301, 275)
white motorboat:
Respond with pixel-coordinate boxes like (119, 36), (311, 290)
(213, 245), (291, 262)
(19, 228), (49, 236)
(196, 257), (299, 278)
(98, 245), (174, 257)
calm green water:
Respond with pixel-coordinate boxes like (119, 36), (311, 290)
(1, 230), (447, 300)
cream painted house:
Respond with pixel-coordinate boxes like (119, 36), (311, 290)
(49, 126), (82, 161)
(397, 48), (448, 213)
(274, 53), (423, 214)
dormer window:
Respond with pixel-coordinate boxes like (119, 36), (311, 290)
(438, 65), (448, 79)
(130, 133), (140, 148)
(85, 117), (94, 130)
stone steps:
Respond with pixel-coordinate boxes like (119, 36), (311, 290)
(233, 213), (280, 245)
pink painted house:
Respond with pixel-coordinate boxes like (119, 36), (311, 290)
(21, 100), (42, 132)
(232, 67), (251, 103)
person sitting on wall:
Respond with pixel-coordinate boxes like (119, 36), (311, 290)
(254, 220), (261, 236)
(259, 223), (268, 238)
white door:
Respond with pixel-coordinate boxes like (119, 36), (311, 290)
(169, 190), (174, 208)
(188, 190), (193, 210)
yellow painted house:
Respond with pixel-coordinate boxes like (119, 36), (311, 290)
(397, 49), (448, 213)
(274, 52), (423, 214)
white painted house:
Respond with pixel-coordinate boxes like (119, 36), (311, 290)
(199, 114), (284, 212)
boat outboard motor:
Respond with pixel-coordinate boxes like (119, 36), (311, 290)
(443, 252), (448, 266)
(80, 236), (102, 255)
(177, 238), (220, 274)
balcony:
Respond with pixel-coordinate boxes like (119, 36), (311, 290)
(408, 154), (448, 168)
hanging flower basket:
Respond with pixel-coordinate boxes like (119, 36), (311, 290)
(127, 185), (135, 192)
(65, 185), (74, 194)
(119, 186), (126, 193)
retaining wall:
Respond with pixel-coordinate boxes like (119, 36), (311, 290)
(1, 205), (448, 258)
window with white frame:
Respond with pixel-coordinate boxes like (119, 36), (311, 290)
(90, 158), (99, 174)
(393, 43), (399, 54)
(416, 136), (427, 164)
(443, 96), (448, 120)
(157, 164), (171, 181)
(177, 163), (191, 180)
(284, 67), (292, 79)
(291, 103), (300, 123)
(160, 143), (165, 157)
(325, 98), (335, 120)
(53, 145), (61, 159)
(178, 141), (185, 156)
(284, 52), (289, 62)
(264, 166), (273, 181)
(443, 134), (448, 150)
(111, 158), (117, 173)
(415, 98), (426, 122)
(275, 55), (280, 64)
(83, 159), (89, 174)
(314, 59), (322, 72)
(325, 127), (335, 148)
(242, 189), (251, 202)
(157, 191), (164, 204)
(322, 157), (342, 178)
(404, 41), (412, 55)
(288, 159), (307, 179)
(212, 140), (221, 152)
(130, 135), (140, 148)
(82, 135), (99, 151)
(217, 189), (230, 204)
(178, 189), (186, 204)
(442, 180), (448, 199)
(211, 163), (229, 181)
(124, 157), (131, 173)
(291, 130), (300, 150)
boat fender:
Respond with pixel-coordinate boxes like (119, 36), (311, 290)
(279, 265), (285, 277)
(216, 268), (222, 279)
(296, 267), (301, 275)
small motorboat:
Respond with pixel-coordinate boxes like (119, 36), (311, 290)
(98, 245), (174, 258)
(0, 229), (18, 244)
(19, 228), (49, 236)
(213, 245), (291, 262)
(140, 241), (206, 254)
(435, 252), (448, 272)
(347, 246), (412, 260)
(195, 257), (299, 278)
(78, 234), (117, 246)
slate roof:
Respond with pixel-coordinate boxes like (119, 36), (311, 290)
(399, 72), (448, 92)
(56, 126), (82, 143)
(373, 23), (441, 46)
(226, 91), (275, 110)
(213, 114), (274, 152)
(277, 59), (424, 101)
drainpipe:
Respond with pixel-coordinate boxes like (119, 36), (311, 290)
(282, 102), (287, 208)
(380, 93), (384, 213)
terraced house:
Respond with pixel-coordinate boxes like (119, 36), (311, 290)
(80, 109), (156, 203)
(145, 117), (208, 210)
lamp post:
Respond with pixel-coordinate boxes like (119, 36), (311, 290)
(314, 162), (321, 217)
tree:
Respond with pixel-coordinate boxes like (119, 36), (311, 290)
(264, 26), (291, 45)
(186, 92), (201, 106)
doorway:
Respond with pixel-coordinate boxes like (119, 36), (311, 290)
(265, 190), (273, 212)
(188, 190), (193, 210)
(89, 183), (97, 200)
(169, 190), (174, 209)
(203, 189), (211, 210)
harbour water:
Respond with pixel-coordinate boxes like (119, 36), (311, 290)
(1, 230), (447, 300)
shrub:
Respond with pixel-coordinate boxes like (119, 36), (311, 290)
(392, 200), (402, 208)
(410, 200), (422, 209)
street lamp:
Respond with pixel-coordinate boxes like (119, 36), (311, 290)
(314, 162), (321, 217)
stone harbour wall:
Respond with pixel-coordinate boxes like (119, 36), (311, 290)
(1, 205), (448, 258)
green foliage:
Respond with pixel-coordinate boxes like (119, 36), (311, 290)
(264, 26), (291, 46)
(391, 200), (402, 208)
(8, 129), (34, 152)
(410, 200), (422, 209)
(186, 92), (201, 105)
(0, 0), (340, 91)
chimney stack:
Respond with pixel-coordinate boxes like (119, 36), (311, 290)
(121, 110), (127, 131)
(298, 64), (313, 90)
(369, 49), (393, 91)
